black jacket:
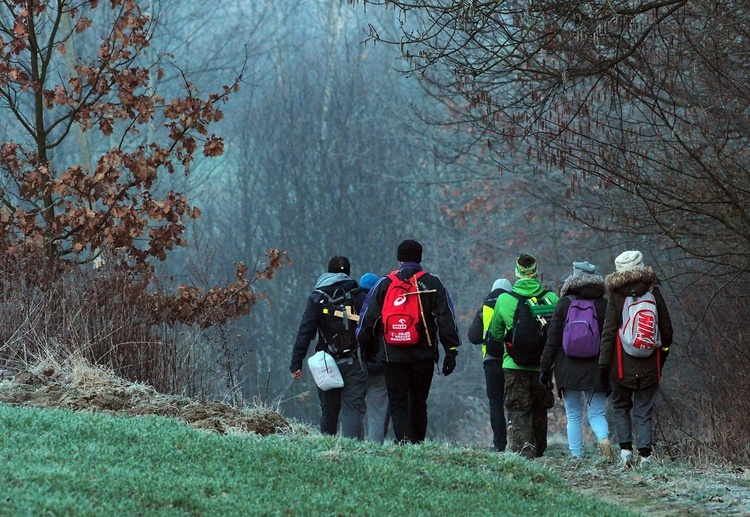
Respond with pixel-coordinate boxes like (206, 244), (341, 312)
(290, 273), (361, 373)
(356, 263), (461, 363)
(467, 286), (509, 361)
(467, 287), (506, 345)
(540, 273), (608, 394)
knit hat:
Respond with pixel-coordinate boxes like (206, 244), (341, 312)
(492, 278), (512, 292)
(572, 261), (597, 277)
(359, 272), (378, 291)
(614, 250), (644, 273)
(327, 256), (351, 276)
(397, 239), (423, 263)
(515, 253), (538, 279)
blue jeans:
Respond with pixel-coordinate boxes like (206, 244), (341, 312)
(562, 389), (609, 457)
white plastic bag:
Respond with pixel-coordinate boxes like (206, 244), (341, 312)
(307, 350), (344, 391)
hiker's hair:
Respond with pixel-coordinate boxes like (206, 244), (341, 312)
(327, 256), (351, 276)
(517, 254), (536, 268)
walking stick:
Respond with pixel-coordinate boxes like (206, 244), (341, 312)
(406, 276), (435, 348)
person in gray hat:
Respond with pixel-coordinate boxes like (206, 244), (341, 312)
(540, 261), (612, 460)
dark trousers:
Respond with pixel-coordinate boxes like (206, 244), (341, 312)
(317, 357), (368, 438)
(504, 368), (555, 458)
(383, 360), (435, 444)
(611, 381), (658, 453)
(483, 359), (507, 451)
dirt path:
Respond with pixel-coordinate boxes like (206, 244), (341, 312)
(539, 446), (750, 516)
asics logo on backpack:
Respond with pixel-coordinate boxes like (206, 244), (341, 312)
(393, 296), (407, 307)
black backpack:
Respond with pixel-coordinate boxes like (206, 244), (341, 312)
(314, 287), (359, 359)
(503, 290), (555, 367)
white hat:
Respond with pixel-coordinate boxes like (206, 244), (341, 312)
(615, 250), (644, 273)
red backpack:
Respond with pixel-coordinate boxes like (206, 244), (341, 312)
(381, 271), (428, 346)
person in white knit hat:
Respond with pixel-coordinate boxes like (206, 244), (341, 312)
(599, 250), (674, 469)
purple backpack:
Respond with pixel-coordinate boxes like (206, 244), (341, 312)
(562, 296), (600, 359)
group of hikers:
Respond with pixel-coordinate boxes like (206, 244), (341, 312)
(290, 240), (673, 468)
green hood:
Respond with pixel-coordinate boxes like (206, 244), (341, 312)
(488, 276), (558, 371)
(512, 278), (545, 298)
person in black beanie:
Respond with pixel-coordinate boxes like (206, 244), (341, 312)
(356, 239), (461, 444)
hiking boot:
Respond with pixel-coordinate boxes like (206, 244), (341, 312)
(639, 455), (655, 469)
(620, 449), (634, 468)
(519, 442), (536, 459)
(599, 438), (615, 461)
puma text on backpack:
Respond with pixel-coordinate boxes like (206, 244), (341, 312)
(504, 291), (555, 366)
(314, 288), (359, 359)
(562, 296), (601, 359)
(618, 290), (660, 357)
(381, 271), (428, 346)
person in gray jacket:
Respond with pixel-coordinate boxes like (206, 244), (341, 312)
(358, 272), (390, 443)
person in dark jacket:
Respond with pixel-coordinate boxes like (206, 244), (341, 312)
(468, 278), (512, 451)
(358, 272), (390, 444)
(356, 239), (461, 444)
(539, 261), (612, 460)
(290, 256), (368, 439)
(599, 250), (673, 468)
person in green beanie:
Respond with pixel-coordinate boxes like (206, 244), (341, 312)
(487, 253), (558, 458)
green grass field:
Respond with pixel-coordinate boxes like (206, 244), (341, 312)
(0, 404), (633, 516)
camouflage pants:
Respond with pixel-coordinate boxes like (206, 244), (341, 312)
(504, 368), (555, 458)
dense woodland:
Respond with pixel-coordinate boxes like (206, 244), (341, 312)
(1, 1), (748, 462)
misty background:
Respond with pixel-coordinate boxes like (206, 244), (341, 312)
(3, 0), (746, 456)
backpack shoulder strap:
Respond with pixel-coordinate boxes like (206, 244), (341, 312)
(314, 288), (352, 307)
(313, 289), (331, 303)
(386, 272), (400, 284)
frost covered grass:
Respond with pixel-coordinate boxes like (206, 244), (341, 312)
(0, 404), (629, 516)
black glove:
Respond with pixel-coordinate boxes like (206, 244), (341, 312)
(442, 350), (457, 376)
(539, 370), (553, 390)
(599, 367), (610, 389)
